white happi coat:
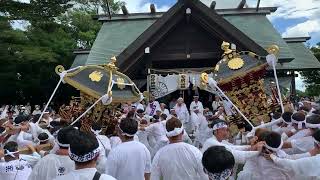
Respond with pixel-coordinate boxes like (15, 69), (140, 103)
(144, 121), (168, 157)
(193, 113), (210, 146)
(174, 104), (191, 133)
(134, 102), (144, 111)
(136, 130), (153, 154)
(17, 123), (54, 147)
(287, 129), (311, 141)
(95, 135), (111, 174)
(237, 155), (295, 180)
(54, 168), (116, 180)
(151, 142), (209, 180)
(174, 104), (189, 124)
(28, 154), (75, 180)
(161, 108), (170, 117)
(189, 101), (204, 114)
(285, 136), (315, 155)
(0, 159), (32, 180)
(145, 101), (160, 116)
(106, 141), (151, 180)
(202, 135), (259, 164)
(271, 154), (320, 179)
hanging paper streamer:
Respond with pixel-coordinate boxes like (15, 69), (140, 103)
(178, 74), (188, 90)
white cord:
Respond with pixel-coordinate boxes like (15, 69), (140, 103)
(272, 63), (285, 113)
(37, 66), (81, 123)
(70, 94), (110, 126)
(208, 78), (254, 128)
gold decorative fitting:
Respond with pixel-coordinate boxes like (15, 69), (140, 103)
(267, 45), (280, 56)
(214, 64), (220, 72)
(89, 71), (103, 82)
(200, 73), (209, 84)
(228, 57), (244, 70)
(105, 56), (118, 71)
(219, 41), (245, 70)
(221, 41), (233, 55)
(116, 77), (125, 89)
(55, 65), (65, 74)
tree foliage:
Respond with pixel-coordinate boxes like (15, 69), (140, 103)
(0, 0), (124, 105)
(76, 0), (125, 14)
(301, 43), (320, 97)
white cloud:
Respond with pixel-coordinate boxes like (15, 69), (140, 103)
(247, 0), (320, 20)
(200, 0), (243, 9)
(282, 19), (320, 37)
(121, 0), (170, 13)
(247, 0), (320, 40)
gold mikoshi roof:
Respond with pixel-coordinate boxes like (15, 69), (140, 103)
(55, 57), (141, 103)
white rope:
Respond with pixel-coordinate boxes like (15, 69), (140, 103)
(37, 78), (63, 124)
(267, 54), (284, 113)
(208, 78), (254, 128)
(272, 63), (285, 113)
(37, 66), (81, 123)
(70, 94), (110, 126)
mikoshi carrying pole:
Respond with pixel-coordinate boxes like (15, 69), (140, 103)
(37, 66), (82, 123)
(204, 75), (254, 128)
(266, 46), (284, 113)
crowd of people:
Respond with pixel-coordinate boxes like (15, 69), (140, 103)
(0, 95), (320, 180)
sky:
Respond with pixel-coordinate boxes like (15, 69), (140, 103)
(13, 0), (320, 46)
(121, 0), (320, 46)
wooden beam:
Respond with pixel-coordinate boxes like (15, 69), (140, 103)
(118, 3), (186, 72)
(150, 4), (156, 14)
(237, 0), (246, 9)
(94, 7), (278, 21)
(210, 1), (216, 9)
(121, 5), (129, 15)
(256, 0), (261, 11)
(150, 52), (220, 61)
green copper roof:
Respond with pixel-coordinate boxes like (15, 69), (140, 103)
(276, 42), (320, 70)
(223, 15), (294, 61)
(85, 20), (156, 65)
(70, 53), (88, 68)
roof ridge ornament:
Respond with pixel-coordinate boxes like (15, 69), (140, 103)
(104, 56), (118, 71)
(266, 45), (280, 57)
(220, 41), (245, 70)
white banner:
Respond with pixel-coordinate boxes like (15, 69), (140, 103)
(148, 73), (216, 99)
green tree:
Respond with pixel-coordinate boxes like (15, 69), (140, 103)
(58, 9), (102, 49)
(76, 0), (125, 14)
(301, 43), (320, 97)
(0, 0), (124, 104)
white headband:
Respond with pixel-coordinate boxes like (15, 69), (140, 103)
(305, 122), (320, 129)
(212, 122), (228, 131)
(118, 125), (135, 137)
(55, 138), (70, 148)
(204, 168), (232, 180)
(291, 115), (306, 130)
(4, 149), (19, 158)
(90, 128), (102, 136)
(68, 147), (100, 162)
(166, 126), (184, 137)
(48, 123), (54, 129)
(283, 119), (292, 125)
(38, 137), (49, 143)
(314, 137), (320, 146)
(265, 139), (284, 152)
